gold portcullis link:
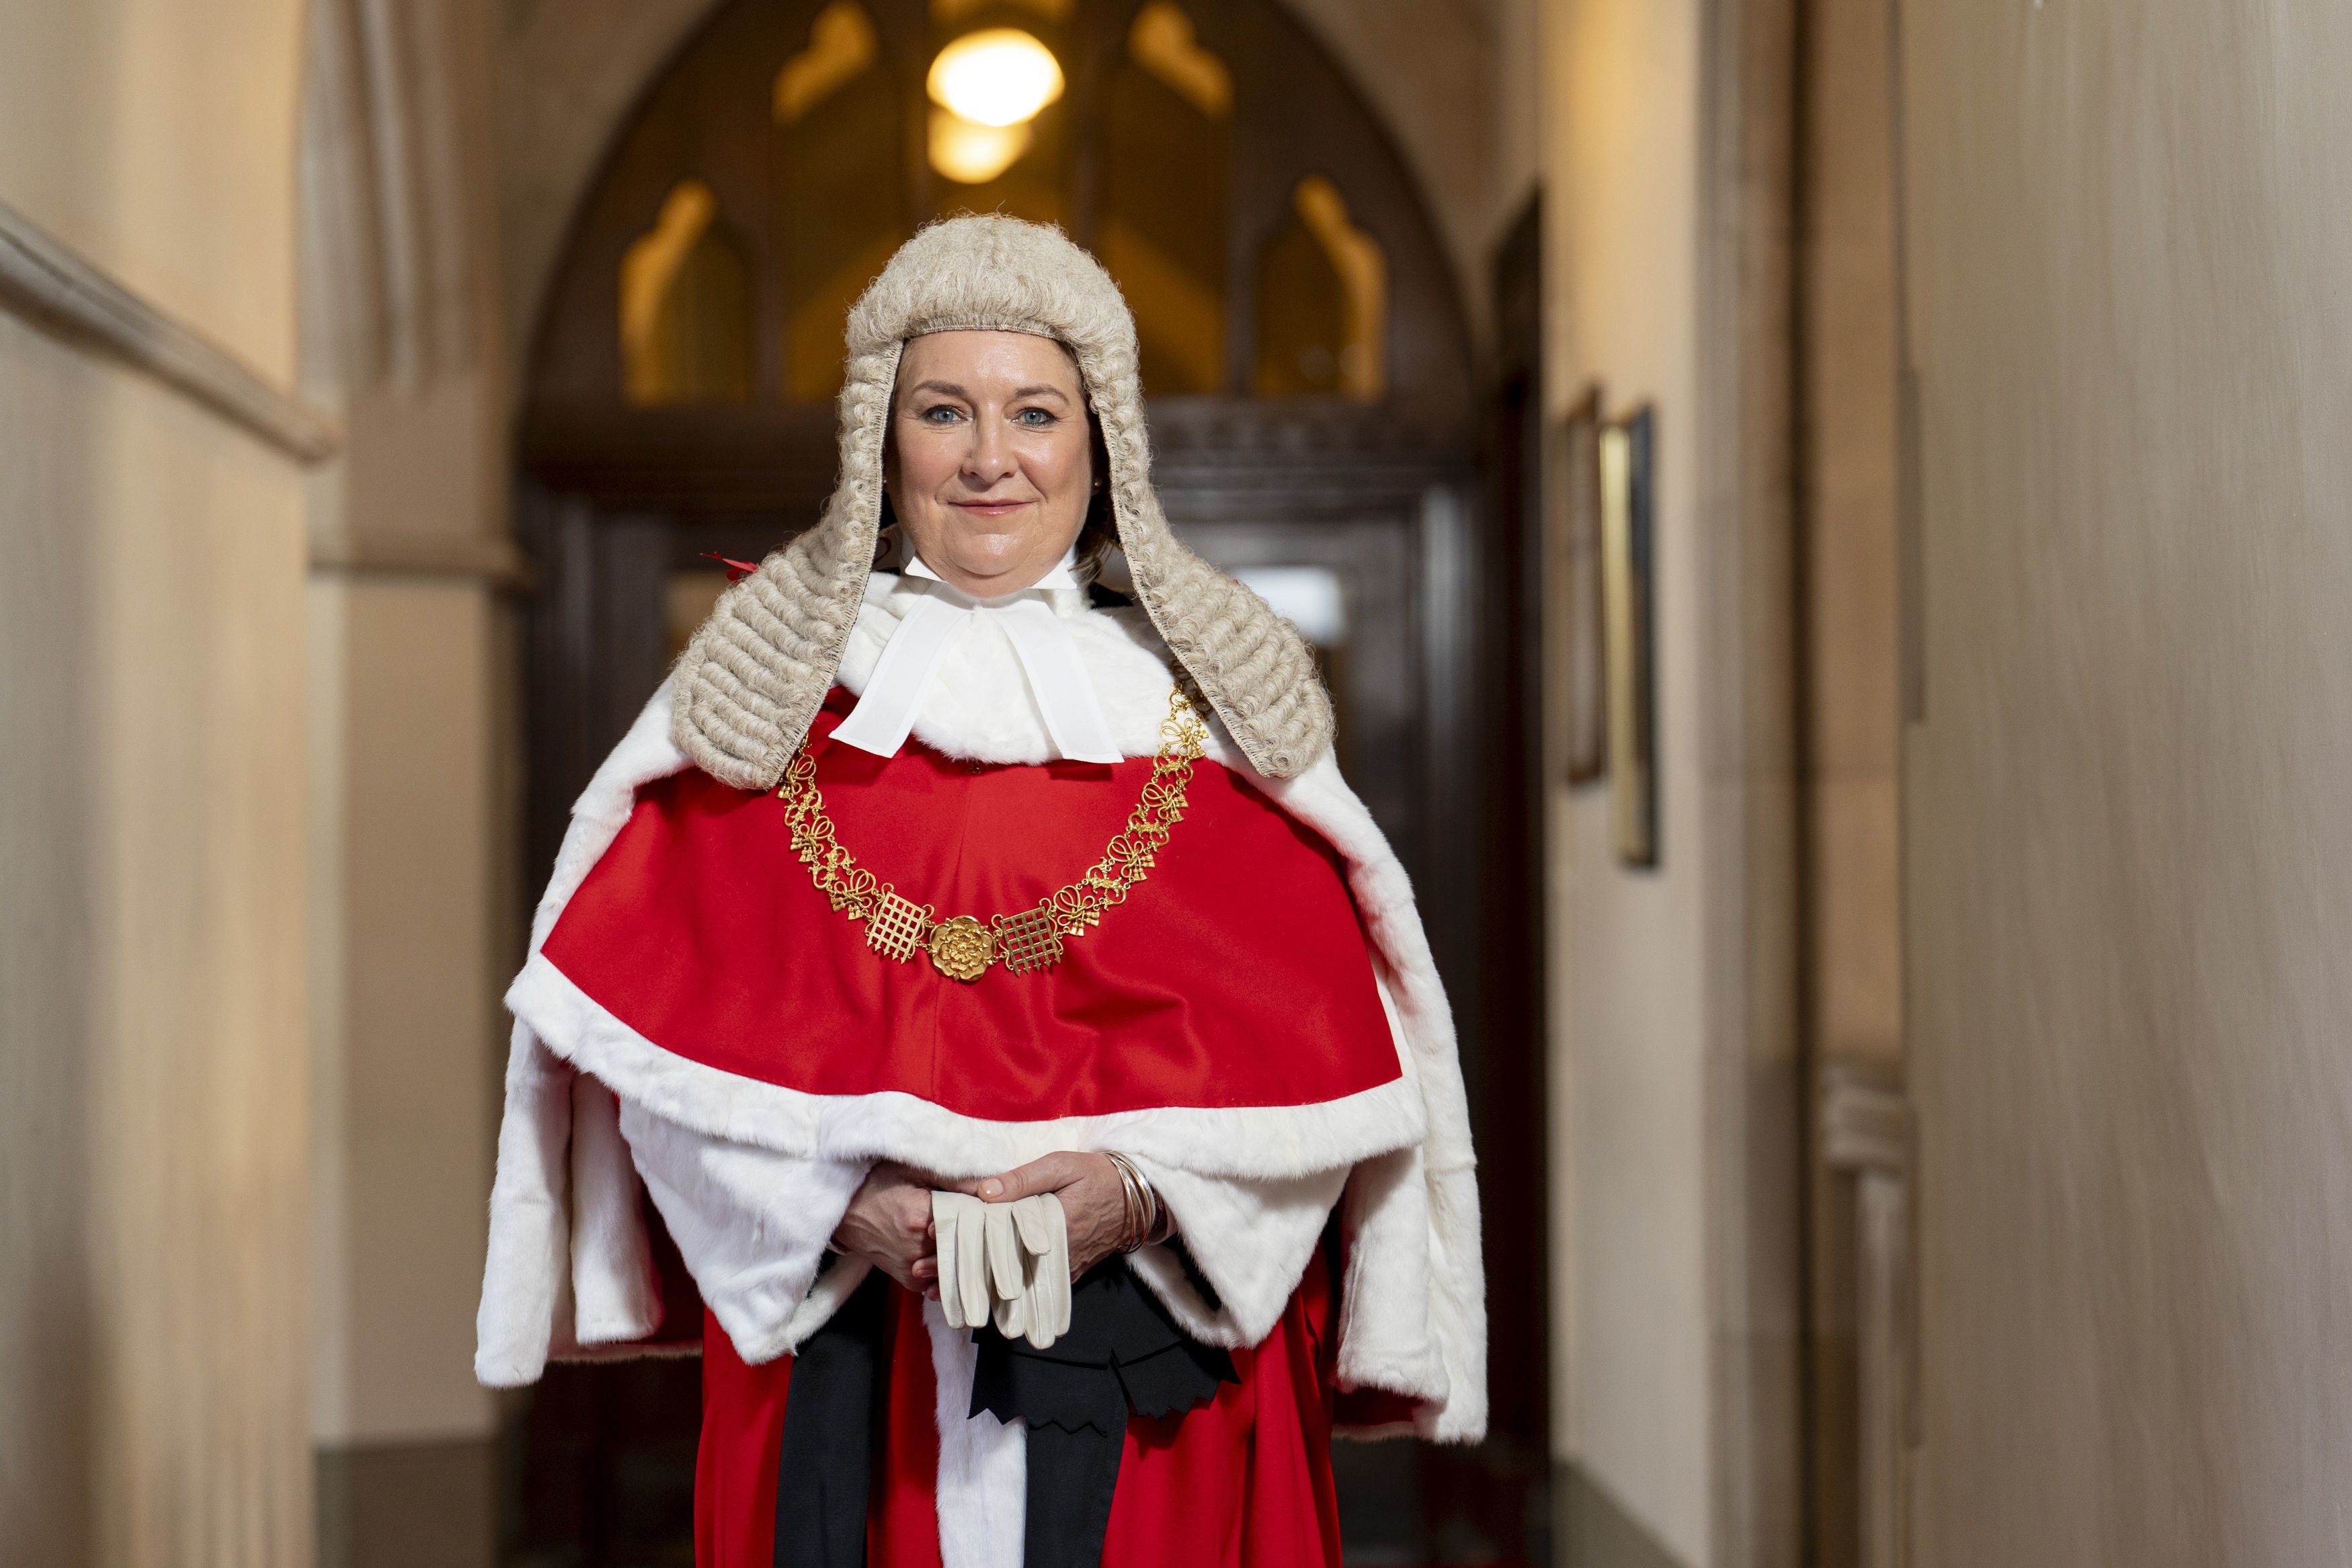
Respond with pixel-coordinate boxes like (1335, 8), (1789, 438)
(866, 889), (930, 963)
(992, 905), (1065, 975)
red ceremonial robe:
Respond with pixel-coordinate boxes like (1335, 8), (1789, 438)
(537, 690), (1409, 1566)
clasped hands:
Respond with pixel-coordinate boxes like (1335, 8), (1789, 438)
(829, 1153), (1150, 1349)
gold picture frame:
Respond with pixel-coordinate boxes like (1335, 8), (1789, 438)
(1599, 404), (1658, 866)
(1546, 386), (1608, 786)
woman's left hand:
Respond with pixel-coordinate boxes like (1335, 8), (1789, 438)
(975, 1152), (1134, 1280)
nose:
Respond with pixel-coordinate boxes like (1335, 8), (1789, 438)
(961, 413), (1018, 489)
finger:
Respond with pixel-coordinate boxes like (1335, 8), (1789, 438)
(976, 1152), (1082, 1203)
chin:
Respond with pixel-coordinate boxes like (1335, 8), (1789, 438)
(945, 538), (1034, 575)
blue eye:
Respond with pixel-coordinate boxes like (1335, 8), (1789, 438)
(1016, 407), (1055, 427)
(920, 405), (963, 424)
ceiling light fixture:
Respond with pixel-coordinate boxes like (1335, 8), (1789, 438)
(927, 28), (1064, 127)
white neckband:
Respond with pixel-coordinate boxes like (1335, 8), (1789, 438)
(829, 548), (1123, 766)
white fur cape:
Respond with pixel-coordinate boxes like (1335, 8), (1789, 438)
(476, 575), (1484, 1565)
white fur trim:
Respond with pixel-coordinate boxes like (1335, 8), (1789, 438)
(1119, 1162), (1348, 1349)
(928, 1301), (1026, 1568)
(617, 1101), (870, 1362)
(511, 951), (1425, 1182)
(475, 685), (692, 1385)
(570, 1076), (662, 1344)
(475, 1024), (575, 1386)
(1332, 1146), (1441, 1397)
(1263, 757), (1488, 1441)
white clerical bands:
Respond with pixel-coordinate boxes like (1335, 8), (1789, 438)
(932, 1191), (1071, 1349)
(830, 550), (1123, 766)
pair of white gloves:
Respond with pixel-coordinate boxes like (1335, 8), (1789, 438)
(931, 1190), (1071, 1350)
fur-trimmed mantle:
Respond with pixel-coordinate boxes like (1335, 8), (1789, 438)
(477, 575), (1484, 1567)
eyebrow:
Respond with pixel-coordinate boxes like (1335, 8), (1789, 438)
(900, 379), (1073, 403)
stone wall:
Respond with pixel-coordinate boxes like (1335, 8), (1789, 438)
(1899, 0), (2352, 1559)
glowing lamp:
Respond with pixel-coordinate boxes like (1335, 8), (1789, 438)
(930, 112), (1031, 183)
(927, 28), (1064, 127)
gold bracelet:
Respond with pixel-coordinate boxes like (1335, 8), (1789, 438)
(1104, 1152), (1164, 1251)
(1103, 1152), (1149, 1251)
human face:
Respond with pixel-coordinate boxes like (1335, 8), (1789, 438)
(884, 330), (1096, 598)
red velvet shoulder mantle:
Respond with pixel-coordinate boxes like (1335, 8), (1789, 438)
(540, 691), (1402, 1122)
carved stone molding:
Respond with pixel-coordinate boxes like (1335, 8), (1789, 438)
(1820, 1064), (1916, 1568)
(308, 526), (534, 589)
(0, 198), (340, 463)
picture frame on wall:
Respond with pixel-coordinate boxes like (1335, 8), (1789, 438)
(1600, 403), (1658, 866)
(1546, 386), (1607, 785)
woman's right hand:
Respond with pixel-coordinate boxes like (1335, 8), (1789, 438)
(832, 1161), (963, 1297)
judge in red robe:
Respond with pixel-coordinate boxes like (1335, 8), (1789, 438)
(475, 216), (1484, 1568)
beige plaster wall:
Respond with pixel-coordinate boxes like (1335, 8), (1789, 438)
(1897, 0), (2352, 1559)
(306, 581), (503, 1447)
(0, 13), (314, 1564)
(0, 0), (305, 378)
(1, 317), (313, 1568)
(1541, 0), (1713, 1561)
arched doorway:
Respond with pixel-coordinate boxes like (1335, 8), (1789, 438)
(508, 2), (1528, 1561)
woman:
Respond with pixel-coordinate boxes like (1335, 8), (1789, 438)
(476, 216), (1484, 1568)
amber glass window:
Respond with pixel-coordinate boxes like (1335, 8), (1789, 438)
(619, 179), (756, 405)
(775, 3), (907, 401)
(1099, 3), (1231, 395)
(1252, 175), (1386, 400)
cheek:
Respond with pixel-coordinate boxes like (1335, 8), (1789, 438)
(1024, 431), (1093, 501)
(891, 419), (978, 495)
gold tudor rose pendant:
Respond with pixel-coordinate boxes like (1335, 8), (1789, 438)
(777, 683), (1207, 982)
(927, 916), (996, 981)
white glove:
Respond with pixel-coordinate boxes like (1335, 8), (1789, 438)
(931, 1190), (1069, 1350)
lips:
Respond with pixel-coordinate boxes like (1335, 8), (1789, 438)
(950, 499), (1032, 518)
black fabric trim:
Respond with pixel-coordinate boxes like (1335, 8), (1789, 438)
(772, 1268), (891, 1568)
(971, 1264), (1237, 1568)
